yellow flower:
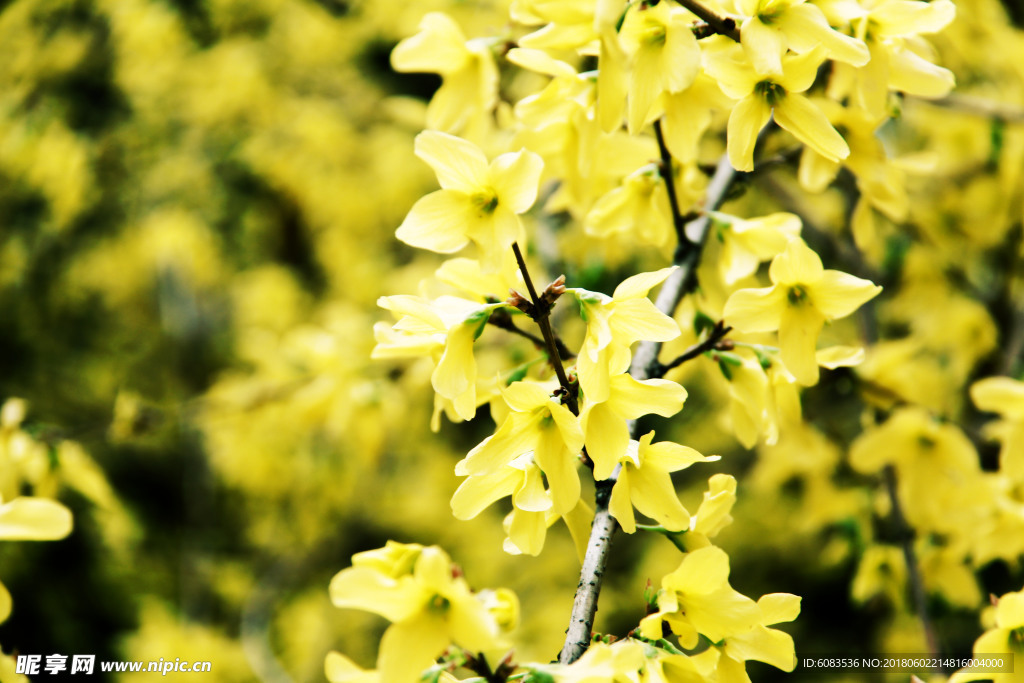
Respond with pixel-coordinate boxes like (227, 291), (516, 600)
(395, 131), (543, 270)
(711, 211), (802, 285)
(329, 543), (508, 683)
(456, 380), (584, 514)
(681, 474), (738, 551)
(619, 0), (701, 133)
(691, 592), (800, 679)
(849, 407), (985, 533)
(949, 590), (1024, 683)
(723, 240), (881, 385)
(390, 13), (499, 138)
(735, 0), (868, 76)
(585, 164), (674, 247)
(373, 294), (502, 421)
(533, 640), (646, 681)
(608, 431), (716, 533)
(571, 268), (681, 402)
(639, 545), (760, 648)
(971, 377), (1024, 483)
(706, 45), (850, 171)
(581, 373), (687, 480)
(451, 452), (555, 555)
(828, 0), (956, 117)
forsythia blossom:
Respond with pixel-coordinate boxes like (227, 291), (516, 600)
(724, 240), (881, 385)
(329, 542), (515, 683)
(395, 131), (543, 271)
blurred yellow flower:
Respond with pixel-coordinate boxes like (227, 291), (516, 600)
(329, 543), (508, 683)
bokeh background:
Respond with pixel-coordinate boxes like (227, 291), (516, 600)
(1, 0), (1023, 681)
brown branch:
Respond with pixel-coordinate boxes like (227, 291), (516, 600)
(511, 242), (579, 415)
(488, 309), (575, 360)
(883, 465), (944, 668)
(657, 322), (733, 376)
(676, 0), (740, 41)
(653, 119), (698, 254)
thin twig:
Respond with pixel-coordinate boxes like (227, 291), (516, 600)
(559, 152), (740, 665)
(676, 0), (740, 41)
(653, 119), (697, 253)
(883, 465), (944, 669)
(927, 94), (1024, 123)
(511, 242), (579, 415)
(488, 309), (575, 360)
(657, 322), (733, 376)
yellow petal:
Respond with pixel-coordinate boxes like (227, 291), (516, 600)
(396, 191), (474, 253)
(810, 269), (881, 319)
(773, 94), (850, 162)
(727, 94), (772, 171)
(629, 465), (690, 531)
(583, 402), (631, 480)
(769, 239), (823, 285)
(507, 508), (547, 555)
(609, 474), (637, 533)
(456, 413), (539, 475)
(816, 345), (865, 368)
(971, 377), (1024, 418)
(451, 470), (520, 519)
(723, 286), (785, 332)
(870, 0), (955, 37)
(431, 321), (478, 420)
(414, 130), (488, 193)
(778, 302), (825, 385)
(668, 545), (730, 594)
(325, 651), (377, 683)
(613, 266), (676, 299)
(329, 567), (425, 622)
(0, 579), (10, 624)
(534, 423), (581, 514)
(607, 374), (687, 419)
(561, 499), (594, 563)
(0, 498), (72, 540)
(502, 380), (552, 411)
(740, 17), (785, 76)
(757, 593), (802, 624)
(490, 149), (544, 213)
(390, 13), (470, 74)
(779, 4), (868, 66)
(628, 42), (664, 134)
(888, 47), (955, 99)
(513, 462), (554, 512)
(378, 614), (448, 683)
(609, 298), (681, 343)
(642, 440), (715, 472)
(662, 8), (700, 92)
(996, 591), (1024, 629)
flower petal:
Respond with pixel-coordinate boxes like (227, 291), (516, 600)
(396, 191), (473, 253)
(727, 94), (772, 171)
(414, 130), (489, 193)
(741, 17), (786, 76)
(723, 286), (785, 332)
(773, 94), (850, 162)
(0, 498), (72, 540)
(778, 302), (825, 385)
(811, 269), (882, 319)
(490, 149), (544, 213)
